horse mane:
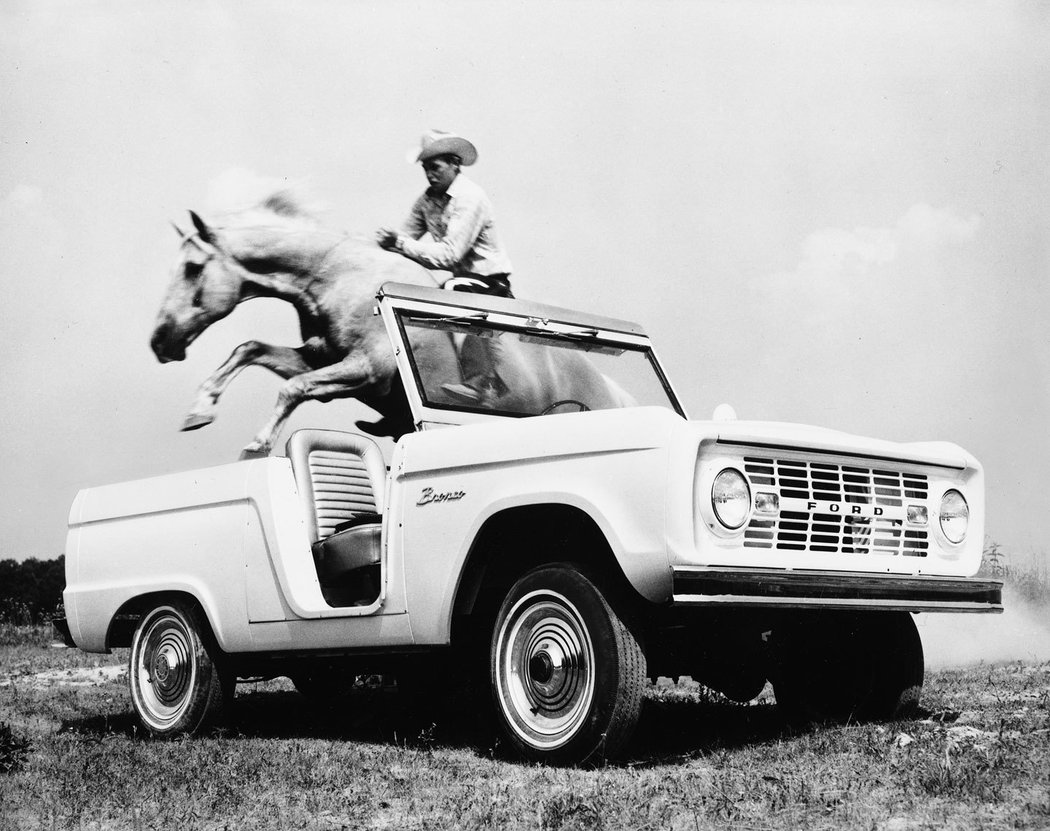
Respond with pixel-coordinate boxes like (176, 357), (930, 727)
(216, 190), (324, 234)
(262, 191), (310, 218)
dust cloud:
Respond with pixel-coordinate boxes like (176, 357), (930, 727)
(917, 585), (1050, 668)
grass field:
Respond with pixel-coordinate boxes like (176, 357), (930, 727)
(1, 624), (1048, 831)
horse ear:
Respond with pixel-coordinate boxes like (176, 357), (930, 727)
(189, 210), (217, 244)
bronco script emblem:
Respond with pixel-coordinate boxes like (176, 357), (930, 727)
(417, 487), (466, 506)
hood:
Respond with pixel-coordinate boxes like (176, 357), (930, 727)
(689, 418), (973, 471)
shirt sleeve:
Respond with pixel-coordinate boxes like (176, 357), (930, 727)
(397, 191), (487, 270)
(400, 196), (429, 240)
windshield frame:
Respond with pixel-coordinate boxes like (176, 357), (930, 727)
(376, 282), (687, 431)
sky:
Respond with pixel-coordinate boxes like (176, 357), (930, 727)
(1, 1), (1048, 569)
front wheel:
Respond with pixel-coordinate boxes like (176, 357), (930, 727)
(129, 600), (231, 736)
(771, 611), (923, 725)
(490, 564), (646, 765)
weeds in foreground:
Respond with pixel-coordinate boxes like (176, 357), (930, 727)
(0, 722), (30, 774)
(910, 725), (1017, 802)
(0, 624), (52, 649)
(981, 540), (1050, 607)
(2, 631), (1050, 830)
(537, 788), (603, 831)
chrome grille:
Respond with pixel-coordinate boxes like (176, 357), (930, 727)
(742, 456), (930, 557)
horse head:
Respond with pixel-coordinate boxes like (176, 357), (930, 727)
(150, 211), (248, 363)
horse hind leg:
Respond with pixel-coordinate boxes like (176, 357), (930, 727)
(182, 341), (314, 431)
(240, 356), (380, 459)
(355, 375), (414, 439)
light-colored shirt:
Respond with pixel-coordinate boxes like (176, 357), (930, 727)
(396, 174), (513, 279)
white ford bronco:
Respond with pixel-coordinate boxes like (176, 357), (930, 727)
(63, 283), (1001, 764)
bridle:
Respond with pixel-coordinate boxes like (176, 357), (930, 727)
(171, 222), (220, 259)
(170, 219), (344, 322)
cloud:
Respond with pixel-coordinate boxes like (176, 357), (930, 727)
(0, 184), (46, 218)
(896, 202), (981, 243)
(776, 204), (981, 282)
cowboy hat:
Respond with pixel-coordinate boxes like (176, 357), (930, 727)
(410, 130), (478, 166)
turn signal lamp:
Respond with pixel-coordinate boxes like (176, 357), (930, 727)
(907, 505), (928, 526)
(755, 492), (779, 515)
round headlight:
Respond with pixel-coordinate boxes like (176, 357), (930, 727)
(939, 489), (969, 543)
(711, 468), (751, 530)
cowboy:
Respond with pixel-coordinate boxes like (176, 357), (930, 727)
(376, 130), (513, 297)
(377, 130), (514, 402)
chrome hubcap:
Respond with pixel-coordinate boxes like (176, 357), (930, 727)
(496, 590), (595, 750)
(149, 639), (190, 704)
(529, 651), (555, 685)
(131, 609), (197, 730)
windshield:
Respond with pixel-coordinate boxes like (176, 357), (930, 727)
(396, 311), (683, 418)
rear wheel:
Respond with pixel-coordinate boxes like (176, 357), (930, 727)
(771, 611), (923, 724)
(129, 600), (231, 736)
(490, 564), (646, 764)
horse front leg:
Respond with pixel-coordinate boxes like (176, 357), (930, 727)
(239, 356), (383, 459)
(182, 341), (316, 431)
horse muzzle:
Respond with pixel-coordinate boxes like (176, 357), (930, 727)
(150, 323), (187, 363)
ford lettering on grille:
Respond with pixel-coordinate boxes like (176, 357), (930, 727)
(780, 498), (892, 518)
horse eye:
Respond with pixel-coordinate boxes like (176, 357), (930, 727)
(184, 262), (203, 281)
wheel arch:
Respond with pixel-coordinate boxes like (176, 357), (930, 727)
(106, 590), (219, 651)
(451, 502), (644, 627)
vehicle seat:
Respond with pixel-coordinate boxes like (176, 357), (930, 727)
(285, 429), (387, 606)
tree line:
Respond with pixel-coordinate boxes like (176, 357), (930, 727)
(0, 557), (65, 624)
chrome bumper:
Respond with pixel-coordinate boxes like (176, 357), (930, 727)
(672, 567), (1003, 613)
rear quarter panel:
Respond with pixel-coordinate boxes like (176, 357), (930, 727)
(64, 458), (306, 653)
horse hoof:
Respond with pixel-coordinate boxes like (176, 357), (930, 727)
(355, 418), (410, 440)
(239, 446), (269, 461)
(355, 419), (388, 437)
(181, 412), (215, 431)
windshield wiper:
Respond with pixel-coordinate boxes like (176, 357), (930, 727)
(410, 312), (489, 325)
(522, 316), (600, 339)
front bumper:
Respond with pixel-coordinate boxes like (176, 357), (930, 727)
(672, 567), (1003, 613)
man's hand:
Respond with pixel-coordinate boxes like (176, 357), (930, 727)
(376, 227), (400, 250)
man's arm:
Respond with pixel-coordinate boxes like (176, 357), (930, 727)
(394, 195), (487, 270)
(377, 195), (428, 250)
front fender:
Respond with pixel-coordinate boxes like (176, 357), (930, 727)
(394, 411), (682, 645)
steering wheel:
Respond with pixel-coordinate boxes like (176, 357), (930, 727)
(539, 399), (591, 415)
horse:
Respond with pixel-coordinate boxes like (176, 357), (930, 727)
(425, 331), (636, 414)
(151, 194), (635, 459)
(150, 195), (457, 457)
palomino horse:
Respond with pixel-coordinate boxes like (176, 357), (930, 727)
(152, 194), (635, 458)
(151, 196), (455, 457)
